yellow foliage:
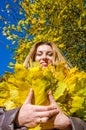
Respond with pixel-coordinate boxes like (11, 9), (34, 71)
(1, 0), (86, 70)
(6, 4), (10, 9)
(3, 27), (7, 31)
(38, 19), (46, 24)
(32, 18), (37, 24)
(13, 0), (16, 2)
(11, 24), (16, 30)
(6, 45), (9, 49)
(58, 43), (65, 48)
(0, 62), (86, 129)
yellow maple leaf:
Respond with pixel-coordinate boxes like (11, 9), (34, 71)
(6, 4), (10, 9)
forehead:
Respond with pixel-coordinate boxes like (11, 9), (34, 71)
(36, 44), (53, 52)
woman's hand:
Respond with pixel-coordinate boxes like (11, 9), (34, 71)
(15, 89), (58, 128)
(41, 91), (72, 130)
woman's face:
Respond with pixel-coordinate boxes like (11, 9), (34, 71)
(35, 44), (54, 67)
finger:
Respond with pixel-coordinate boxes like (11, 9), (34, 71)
(35, 105), (57, 112)
(36, 109), (59, 118)
(48, 91), (62, 112)
(48, 91), (57, 106)
(24, 88), (34, 104)
(38, 117), (49, 124)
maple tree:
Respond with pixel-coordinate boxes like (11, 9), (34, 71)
(1, 0), (86, 70)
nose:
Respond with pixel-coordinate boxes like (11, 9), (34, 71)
(41, 53), (47, 59)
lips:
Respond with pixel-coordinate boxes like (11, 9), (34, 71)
(40, 62), (48, 67)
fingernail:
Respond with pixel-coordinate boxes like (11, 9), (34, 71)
(48, 90), (52, 94)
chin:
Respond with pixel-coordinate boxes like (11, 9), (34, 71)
(43, 66), (48, 68)
(41, 65), (48, 68)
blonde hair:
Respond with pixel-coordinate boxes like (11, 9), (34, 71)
(23, 42), (71, 68)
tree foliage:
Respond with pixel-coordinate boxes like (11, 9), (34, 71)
(0, 63), (86, 123)
(1, 0), (86, 70)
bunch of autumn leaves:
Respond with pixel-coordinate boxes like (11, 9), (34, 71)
(0, 62), (86, 121)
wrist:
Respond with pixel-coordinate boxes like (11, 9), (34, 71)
(55, 115), (72, 130)
(60, 117), (72, 130)
(14, 108), (21, 128)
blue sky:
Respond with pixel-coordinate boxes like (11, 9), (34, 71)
(0, 0), (21, 76)
(0, 35), (15, 76)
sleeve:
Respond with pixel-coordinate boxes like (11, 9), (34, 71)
(70, 117), (86, 130)
(0, 107), (27, 130)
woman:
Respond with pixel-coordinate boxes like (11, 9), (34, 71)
(0, 41), (86, 130)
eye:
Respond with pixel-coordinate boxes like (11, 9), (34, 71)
(36, 52), (42, 56)
(47, 52), (53, 56)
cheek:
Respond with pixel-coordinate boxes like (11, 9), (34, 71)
(48, 57), (53, 63)
(35, 56), (40, 61)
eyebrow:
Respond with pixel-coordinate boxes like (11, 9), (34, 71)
(36, 51), (53, 53)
